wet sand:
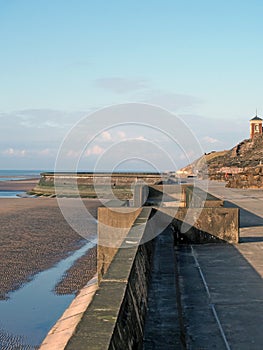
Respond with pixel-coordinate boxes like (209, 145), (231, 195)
(0, 179), (39, 192)
(0, 180), (101, 301)
(54, 245), (97, 295)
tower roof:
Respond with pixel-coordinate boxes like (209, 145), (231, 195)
(250, 115), (262, 121)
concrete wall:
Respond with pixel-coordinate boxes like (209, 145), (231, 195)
(133, 184), (149, 207)
(183, 185), (224, 208)
(64, 186), (239, 349)
(157, 207), (239, 244)
(38, 172), (162, 187)
(148, 185), (182, 206)
(33, 172), (163, 198)
(65, 208), (153, 350)
(97, 207), (142, 282)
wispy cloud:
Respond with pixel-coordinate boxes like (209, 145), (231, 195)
(117, 131), (126, 140)
(13, 109), (87, 129)
(2, 148), (27, 157)
(85, 145), (104, 157)
(0, 107), (250, 170)
(101, 131), (112, 141)
(38, 148), (53, 156)
(202, 136), (220, 144)
(134, 135), (146, 141)
(66, 150), (81, 158)
(1, 147), (56, 158)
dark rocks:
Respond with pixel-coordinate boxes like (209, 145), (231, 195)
(191, 135), (263, 188)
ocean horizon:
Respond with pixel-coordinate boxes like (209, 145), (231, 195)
(0, 170), (45, 182)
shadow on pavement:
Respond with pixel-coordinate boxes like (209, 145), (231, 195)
(224, 200), (263, 227)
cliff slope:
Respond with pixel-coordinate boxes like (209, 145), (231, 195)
(180, 135), (263, 188)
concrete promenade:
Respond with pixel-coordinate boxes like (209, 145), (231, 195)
(143, 226), (182, 350)
(143, 181), (263, 349)
(43, 181), (263, 349)
(207, 181), (263, 278)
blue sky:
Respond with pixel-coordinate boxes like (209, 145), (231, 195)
(0, 0), (263, 170)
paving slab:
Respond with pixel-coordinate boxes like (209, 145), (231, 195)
(175, 181), (263, 349)
(143, 226), (182, 350)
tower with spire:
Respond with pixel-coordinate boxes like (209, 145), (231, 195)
(250, 111), (262, 139)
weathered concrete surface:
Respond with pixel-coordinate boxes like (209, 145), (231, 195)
(39, 275), (98, 350)
(66, 208), (153, 350)
(177, 244), (263, 350)
(206, 180), (263, 277)
(134, 184), (149, 207)
(143, 225), (183, 350)
(174, 207), (239, 243)
(60, 181), (262, 349)
(97, 207), (141, 282)
(33, 172), (163, 198)
(175, 180), (263, 349)
(157, 207), (239, 243)
(147, 185), (182, 206)
(146, 182), (263, 349)
(183, 185), (224, 208)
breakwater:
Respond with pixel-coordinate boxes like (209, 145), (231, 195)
(32, 172), (165, 199)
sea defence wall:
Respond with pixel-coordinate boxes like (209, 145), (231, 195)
(97, 207), (142, 282)
(65, 186), (239, 349)
(32, 172), (164, 198)
(66, 208), (153, 350)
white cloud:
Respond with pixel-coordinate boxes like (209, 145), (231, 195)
(2, 148), (27, 157)
(117, 131), (126, 140)
(38, 148), (52, 156)
(44, 121), (61, 128)
(134, 136), (146, 141)
(85, 145), (104, 157)
(66, 150), (81, 158)
(179, 150), (197, 160)
(202, 136), (220, 144)
(101, 131), (112, 141)
(2, 109), (88, 130)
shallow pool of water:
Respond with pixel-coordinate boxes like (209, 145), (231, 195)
(0, 241), (95, 349)
(0, 191), (24, 198)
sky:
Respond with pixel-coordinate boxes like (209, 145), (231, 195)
(0, 0), (263, 171)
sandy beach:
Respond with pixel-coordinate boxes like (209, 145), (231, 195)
(0, 180), (101, 301)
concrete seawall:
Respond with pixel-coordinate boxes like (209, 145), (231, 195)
(32, 172), (164, 199)
(64, 190), (239, 348)
(66, 208), (153, 349)
(40, 184), (241, 349)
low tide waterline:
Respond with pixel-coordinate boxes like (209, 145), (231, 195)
(0, 191), (24, 198)
(0, 170), (42, 181)
(0, 241), (95, 349)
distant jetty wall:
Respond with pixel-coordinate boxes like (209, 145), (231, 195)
(32, 172), (163, 198)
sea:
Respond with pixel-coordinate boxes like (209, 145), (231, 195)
(0, 170), (43, 198)
(0, 169), (43, 181)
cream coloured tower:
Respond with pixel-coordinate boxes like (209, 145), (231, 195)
(250, 115), (262, 139)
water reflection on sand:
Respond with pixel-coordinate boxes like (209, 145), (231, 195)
(0, 241), (95, 349)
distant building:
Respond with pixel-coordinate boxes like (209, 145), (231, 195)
(250, 115), (262, 139)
